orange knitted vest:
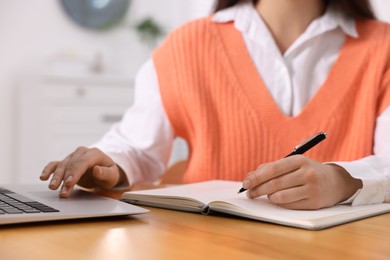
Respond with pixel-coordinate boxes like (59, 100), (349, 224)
(153, 18), (390, 183)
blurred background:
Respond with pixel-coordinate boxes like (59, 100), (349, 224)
(0, 0), (388, 184)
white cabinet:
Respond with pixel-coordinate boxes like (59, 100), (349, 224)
(15, 75), (134, 184)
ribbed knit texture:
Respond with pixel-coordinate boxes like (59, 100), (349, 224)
(153, 17), (390, 183)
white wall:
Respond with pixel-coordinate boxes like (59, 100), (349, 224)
(0, 0), (214, 183)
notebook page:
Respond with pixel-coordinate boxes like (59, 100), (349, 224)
(124, 180), (242, 205)
(211, 196), (390, 221)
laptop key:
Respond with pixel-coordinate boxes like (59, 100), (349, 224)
(0, 191), (59, 214)
(6, 193), (37, 203)
(25, 202), (59, 213)
(1, 207), (24, 214)
(14, 204), (41, 213)
(22, 208), (42, 213)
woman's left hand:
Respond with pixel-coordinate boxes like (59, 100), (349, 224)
(242, 155), (363, 209)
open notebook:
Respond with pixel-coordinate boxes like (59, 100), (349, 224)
(121, 180), (390, 230)
(0, 184), (148, 225)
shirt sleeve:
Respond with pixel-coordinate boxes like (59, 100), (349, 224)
(93, 59), (175, 187)
(335, 105), (390, 206)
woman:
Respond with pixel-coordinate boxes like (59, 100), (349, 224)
(40, 0), (390, 209)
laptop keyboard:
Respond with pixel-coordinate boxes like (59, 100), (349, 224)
(0, 187), (59, 214)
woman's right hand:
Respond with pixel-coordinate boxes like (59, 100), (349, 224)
(40, 147), (125, 198)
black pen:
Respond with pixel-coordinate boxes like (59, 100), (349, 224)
(237, 132), (327, 194)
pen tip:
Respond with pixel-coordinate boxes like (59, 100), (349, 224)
(237, 187), (246, 194)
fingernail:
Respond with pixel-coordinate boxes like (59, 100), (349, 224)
(60, 186), (67, 194)
(50, 179), (57, 186)
(39, 172), (46, 180)
(65, 176), (73, 183)
(243, 179), (250, 189)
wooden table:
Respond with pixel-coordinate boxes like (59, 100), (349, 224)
(1, 191), (390, 259)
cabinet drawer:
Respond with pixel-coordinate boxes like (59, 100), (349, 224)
(41, 83), (134, 104)
(45, 105), (127, 124)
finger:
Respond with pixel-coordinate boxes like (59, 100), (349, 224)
(61, 147), (101, 186)
(277, 198), (323, 210)
(58, 148), (96, 197)
(47, 149), (81, 190)
(267, 185), (309, 205)
(247, 169), (306, 199)
(48, 157), (71, 190)
(243, 156), (304, 189)
(62, 147), (115, 187)
(91, 165), (120, 189)
(246, 170), (255, 177)
(59, 183), (75, 198)
(40, 161), (60, 180)
(59, 147), (91, 189)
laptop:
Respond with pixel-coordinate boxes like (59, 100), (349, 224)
(0, 184), (149, 225)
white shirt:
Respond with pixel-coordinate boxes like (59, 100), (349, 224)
(95, 2), (390, 206)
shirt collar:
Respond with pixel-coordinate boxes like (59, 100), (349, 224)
(212, 1), (358, 39)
